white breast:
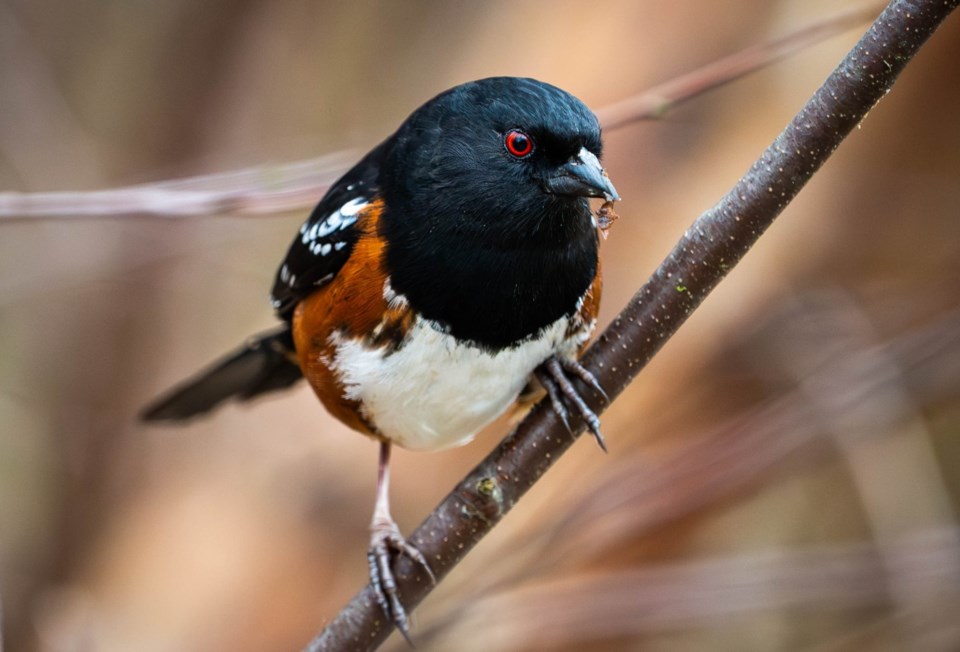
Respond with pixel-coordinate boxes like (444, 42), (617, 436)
(329, 315), (586, 451)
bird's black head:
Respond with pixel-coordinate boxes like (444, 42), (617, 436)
(380, 77), (618, 349)
(382, 77), (617, 245)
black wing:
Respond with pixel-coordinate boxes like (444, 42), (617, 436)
(270, 139), (388, 319)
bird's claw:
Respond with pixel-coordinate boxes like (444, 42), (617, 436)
(368, 519), (435, 643)
(536, 356), (608, 452)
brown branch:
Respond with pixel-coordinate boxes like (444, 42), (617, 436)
(305, 1), (960, 650)
(0, 3), (877, 220)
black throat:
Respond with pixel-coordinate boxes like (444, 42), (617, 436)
(381, 197), (598, 351)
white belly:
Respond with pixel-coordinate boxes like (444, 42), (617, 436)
(330, 315), (581, 451)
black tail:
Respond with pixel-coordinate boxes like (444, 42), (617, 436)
(140, 326), (303, 422)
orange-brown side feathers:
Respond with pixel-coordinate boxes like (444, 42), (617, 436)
(291, 200), (411, 437)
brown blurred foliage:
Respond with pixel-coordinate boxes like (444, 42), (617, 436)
(1, 1), (958, 651)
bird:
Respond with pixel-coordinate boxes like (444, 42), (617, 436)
(141, 76), (619, 638)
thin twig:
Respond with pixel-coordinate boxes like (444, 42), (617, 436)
(0, 151), (357, 220)
(0, 3), (879, 220)
(305, 1), (960, 649)
(595, 1), (883, 127)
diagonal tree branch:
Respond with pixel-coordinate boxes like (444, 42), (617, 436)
(305, 1), (959, 650)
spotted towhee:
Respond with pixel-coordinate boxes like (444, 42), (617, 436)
(142, 76), (619, 636)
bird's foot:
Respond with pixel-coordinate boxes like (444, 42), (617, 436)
(535, 355), (608, 452)
(368, 518), (435, 643)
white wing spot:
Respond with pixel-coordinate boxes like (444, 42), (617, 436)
(317, 214), (341, 239)
(340, 197), (368, 217)
(302, 198), (367, 252)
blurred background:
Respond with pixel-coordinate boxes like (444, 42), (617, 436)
(1, 1), (959, 650)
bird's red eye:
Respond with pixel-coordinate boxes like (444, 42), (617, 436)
(504, 129), (534, 158)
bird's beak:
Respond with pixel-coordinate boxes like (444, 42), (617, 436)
(543, 147), (620, 202)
